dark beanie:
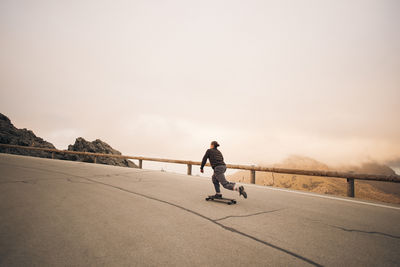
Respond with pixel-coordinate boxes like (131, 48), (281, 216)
(211, 141), (220, 148)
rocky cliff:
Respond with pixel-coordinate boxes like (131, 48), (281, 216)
(0, 113), (55, 158)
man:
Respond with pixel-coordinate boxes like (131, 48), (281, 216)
(200, 141), (247, 199)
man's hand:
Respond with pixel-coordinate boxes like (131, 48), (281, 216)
(200, 168), (204, 173)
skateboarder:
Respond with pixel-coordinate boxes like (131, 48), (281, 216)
(200, 141), (247, 199)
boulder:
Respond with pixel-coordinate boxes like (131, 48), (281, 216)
(64, 137), (137, 168)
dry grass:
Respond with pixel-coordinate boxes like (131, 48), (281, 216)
(228, 170), (400, 204)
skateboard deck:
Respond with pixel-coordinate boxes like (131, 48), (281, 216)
(205, 195), (237, 205)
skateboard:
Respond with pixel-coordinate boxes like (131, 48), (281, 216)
(205, 195), (237, 205)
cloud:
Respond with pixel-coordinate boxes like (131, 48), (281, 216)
(385, 157), (400, 169)
(1, 0), (399, 167)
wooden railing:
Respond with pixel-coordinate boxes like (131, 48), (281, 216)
(1, 143), (400, 198)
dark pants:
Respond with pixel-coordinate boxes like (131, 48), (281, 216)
(212, 165), (235, 193)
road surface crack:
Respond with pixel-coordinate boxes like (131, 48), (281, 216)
(66, 177), (94, 184)
(0, 180), (36, 184)
(214, 209), (284, 222)
(328, 224), (400, 240)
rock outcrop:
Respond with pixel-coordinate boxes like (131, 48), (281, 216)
(64, 137), (137, 168)
(0, 112), (137, 168)
(0, 113), (55, 158)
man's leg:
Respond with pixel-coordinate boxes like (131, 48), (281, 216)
(215, 165), (248, 198)
(212, 173), (221, 194)
(214, 165), (235, 190)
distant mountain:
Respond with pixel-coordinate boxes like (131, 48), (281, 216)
(273, 155), (330, 171)
(0, 113), (137, 168)
(229, 155), (400, 204)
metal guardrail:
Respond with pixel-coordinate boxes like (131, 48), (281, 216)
(1, 143), (400, 198)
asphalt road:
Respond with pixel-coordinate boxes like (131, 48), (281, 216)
(0, 153), (399, 266)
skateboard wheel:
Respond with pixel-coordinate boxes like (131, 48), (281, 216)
(205, 198), (210, 201)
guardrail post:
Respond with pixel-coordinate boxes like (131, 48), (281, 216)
(139, 159), (143, 169)
(187, 164), (192, 175)
(94, 156), (97, 164)
(51, 152), (55, 159)
(250, 170), (256, 184)
(347, 178), (355, 197)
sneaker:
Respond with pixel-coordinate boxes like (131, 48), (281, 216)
(239, 186), (247, 199)
(214, 193), (222, 199)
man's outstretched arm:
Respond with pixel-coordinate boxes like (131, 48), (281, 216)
(200, 150), (209, 171)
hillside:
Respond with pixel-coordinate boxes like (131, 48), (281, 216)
(228, 155), (400, 204)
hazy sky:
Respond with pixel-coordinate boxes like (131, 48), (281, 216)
(1, 0), (399, 171)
